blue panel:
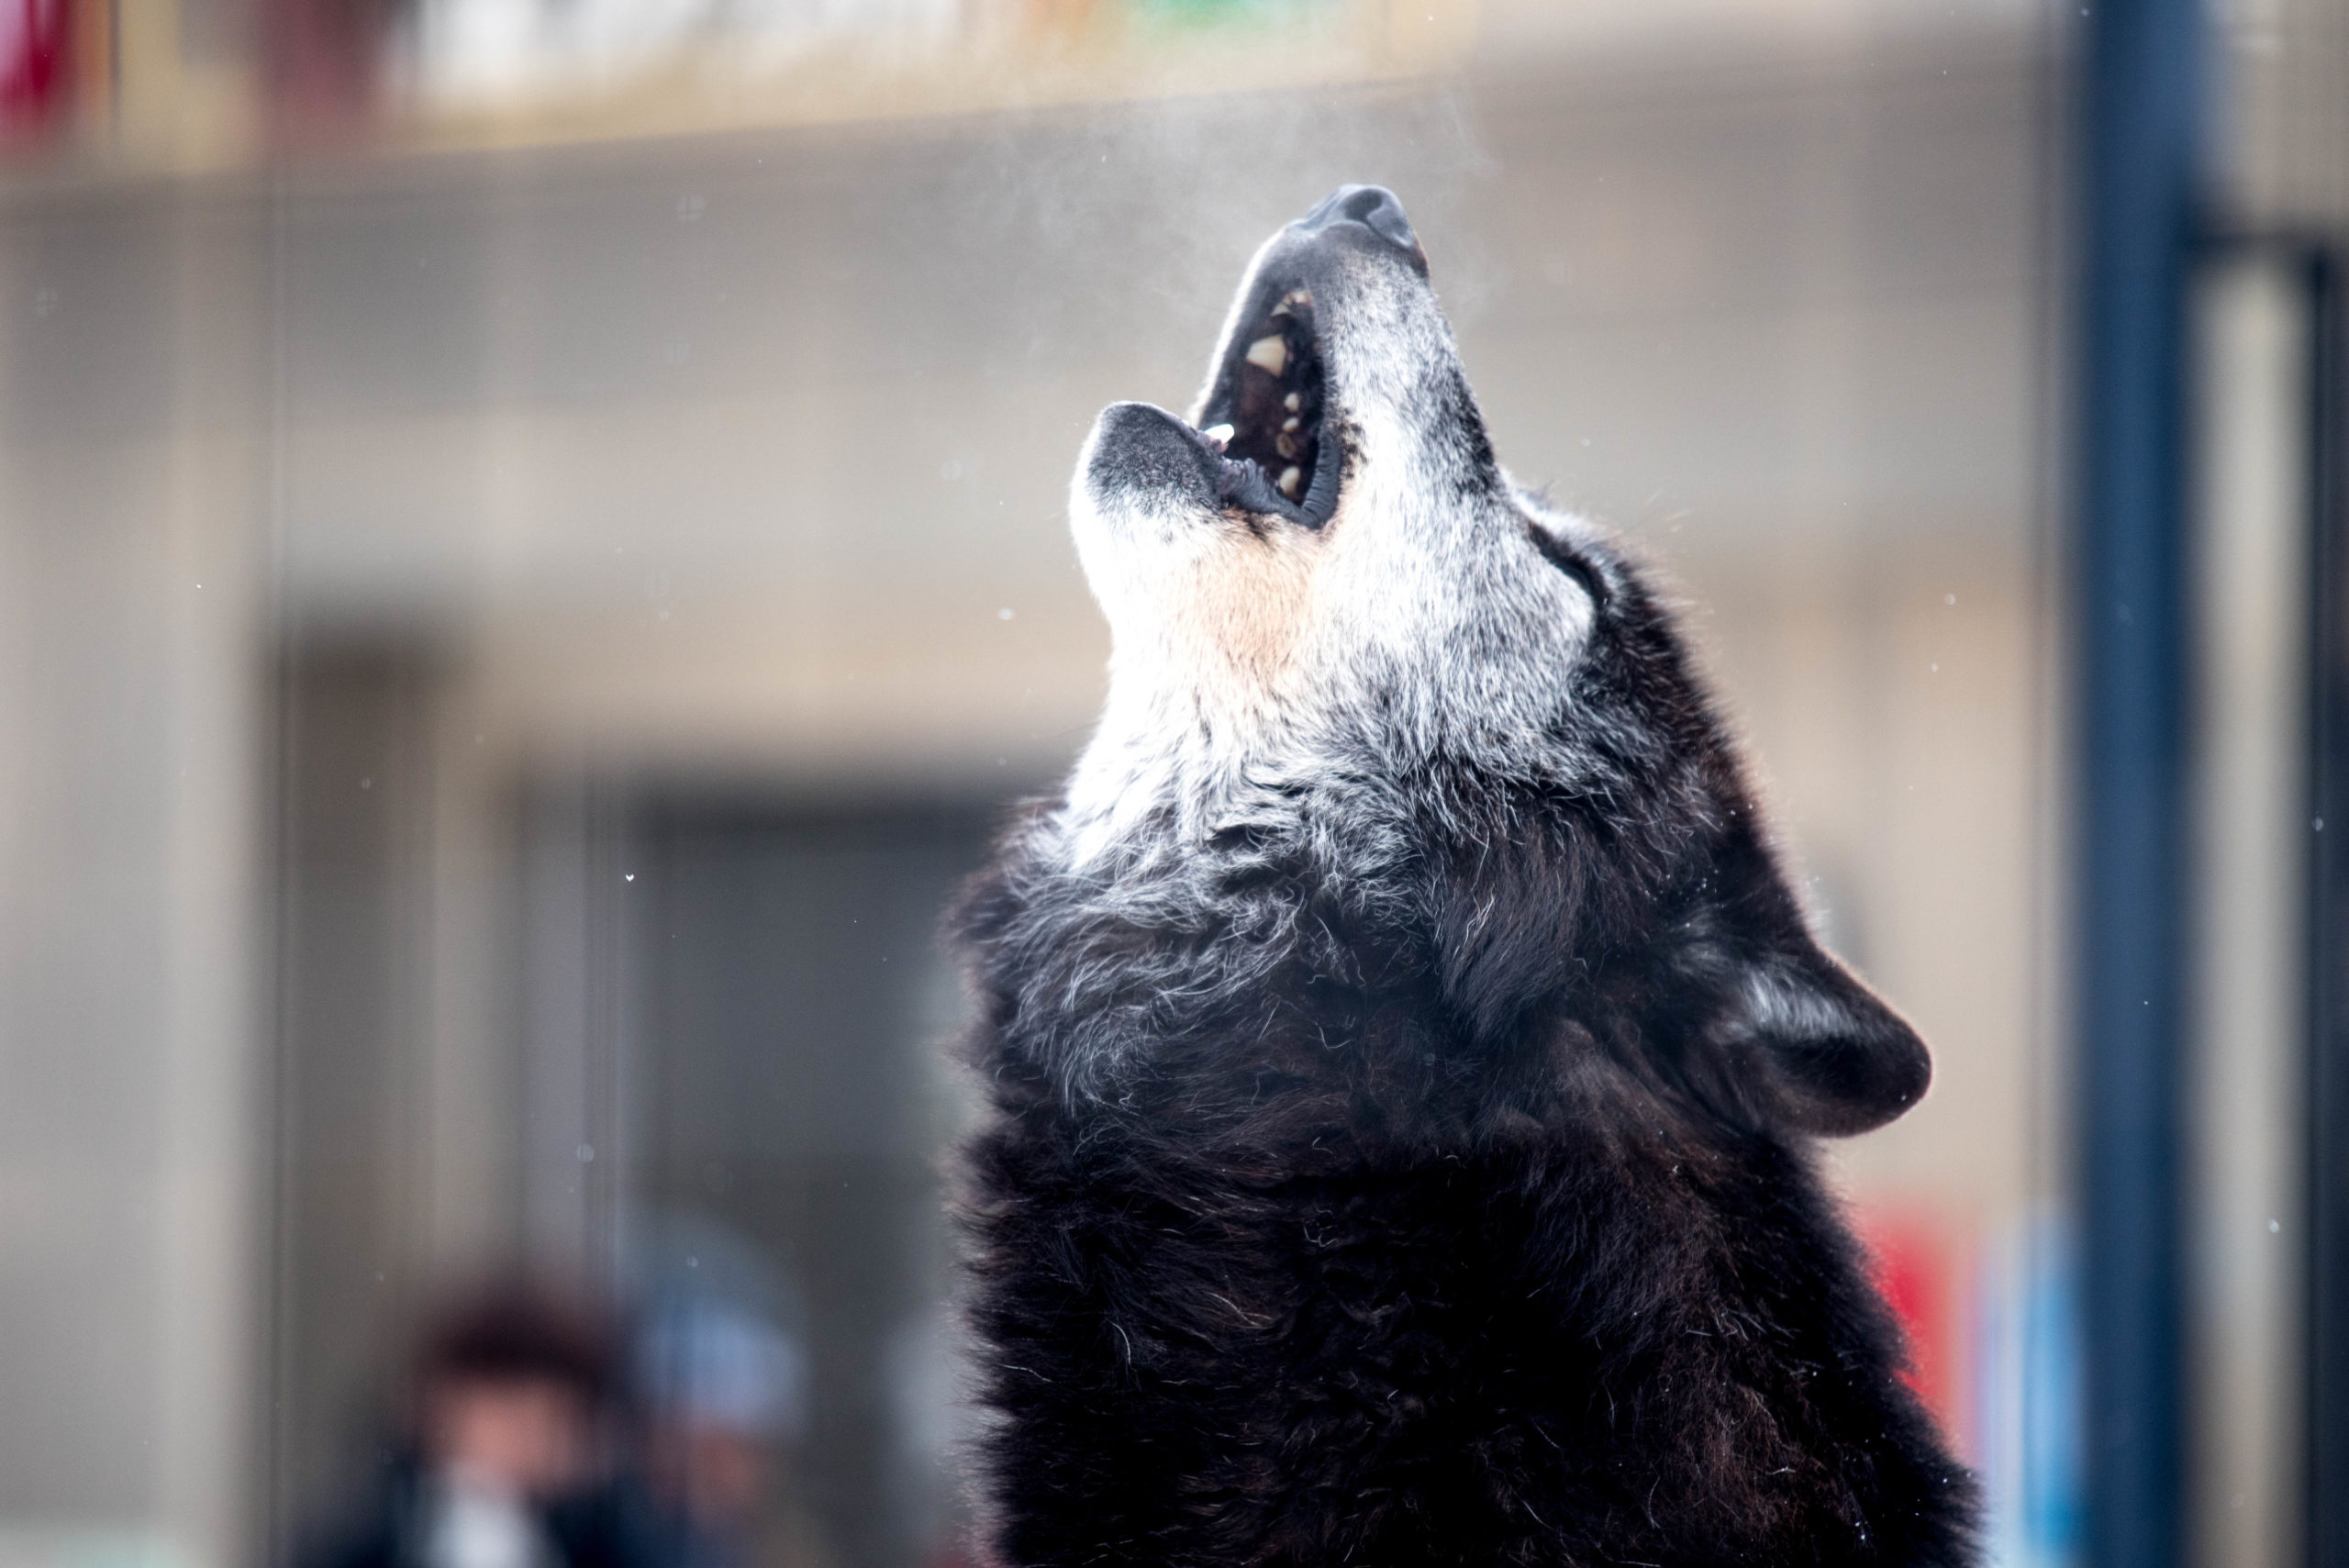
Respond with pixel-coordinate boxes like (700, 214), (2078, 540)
(2075, 3), (2204, 1567)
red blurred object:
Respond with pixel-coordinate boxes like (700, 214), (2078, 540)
(1855, 1209), (1963, 1446)
(265, 0), (400, 143)
(1, 0), (71, 135)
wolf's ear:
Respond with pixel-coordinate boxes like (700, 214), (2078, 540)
(1706, 936), (1931, 1136)
(1672, 827), (1932, 1137)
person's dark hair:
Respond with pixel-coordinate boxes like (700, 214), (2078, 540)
(415, 1277), (618, 1406)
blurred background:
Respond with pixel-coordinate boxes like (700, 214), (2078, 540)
(0, 2), (2343, 1567)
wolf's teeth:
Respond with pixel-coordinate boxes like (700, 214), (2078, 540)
(1284, 392), (1302, 413)
(1245, 335), (1288, 377)
(1277, 465), (1303, 498)
(1275, 433), (1300, 461)
(1202, 423), (1234, 449)
(1281, 417), (1300, 433)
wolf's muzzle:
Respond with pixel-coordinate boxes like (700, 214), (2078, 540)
(1087, 186), (1430, 535)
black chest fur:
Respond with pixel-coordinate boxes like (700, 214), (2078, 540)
(952, 957), (1977, 1568)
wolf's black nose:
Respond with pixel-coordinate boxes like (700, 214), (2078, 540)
(1294, 185), (1419, 259)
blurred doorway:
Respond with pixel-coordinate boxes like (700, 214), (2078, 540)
(269, 668), (996, 1568)
(621, 801), (989, 1568)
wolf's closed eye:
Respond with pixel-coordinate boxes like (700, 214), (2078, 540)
(1522, 520), (1609, 610)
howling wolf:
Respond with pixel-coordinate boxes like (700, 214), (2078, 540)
(951, 185), (1977, 1568)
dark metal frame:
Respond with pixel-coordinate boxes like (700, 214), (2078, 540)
(2075, 4), (2203, 1565)
(2295, 239), (2348, 1568)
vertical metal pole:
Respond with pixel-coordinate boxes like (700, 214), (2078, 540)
(2077, 3), (2203, 1567)
(2305, 244), (2347, 1568)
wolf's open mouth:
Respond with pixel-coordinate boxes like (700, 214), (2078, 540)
(1197, 277), (1341, 528)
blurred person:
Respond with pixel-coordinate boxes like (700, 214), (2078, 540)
(294, 1277), (633, 1568)
(633, 1290), (807, 1568)
(627, 1215), (839, 1568)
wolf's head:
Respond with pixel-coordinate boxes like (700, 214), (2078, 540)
(1032, 186), (1926, 1139)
